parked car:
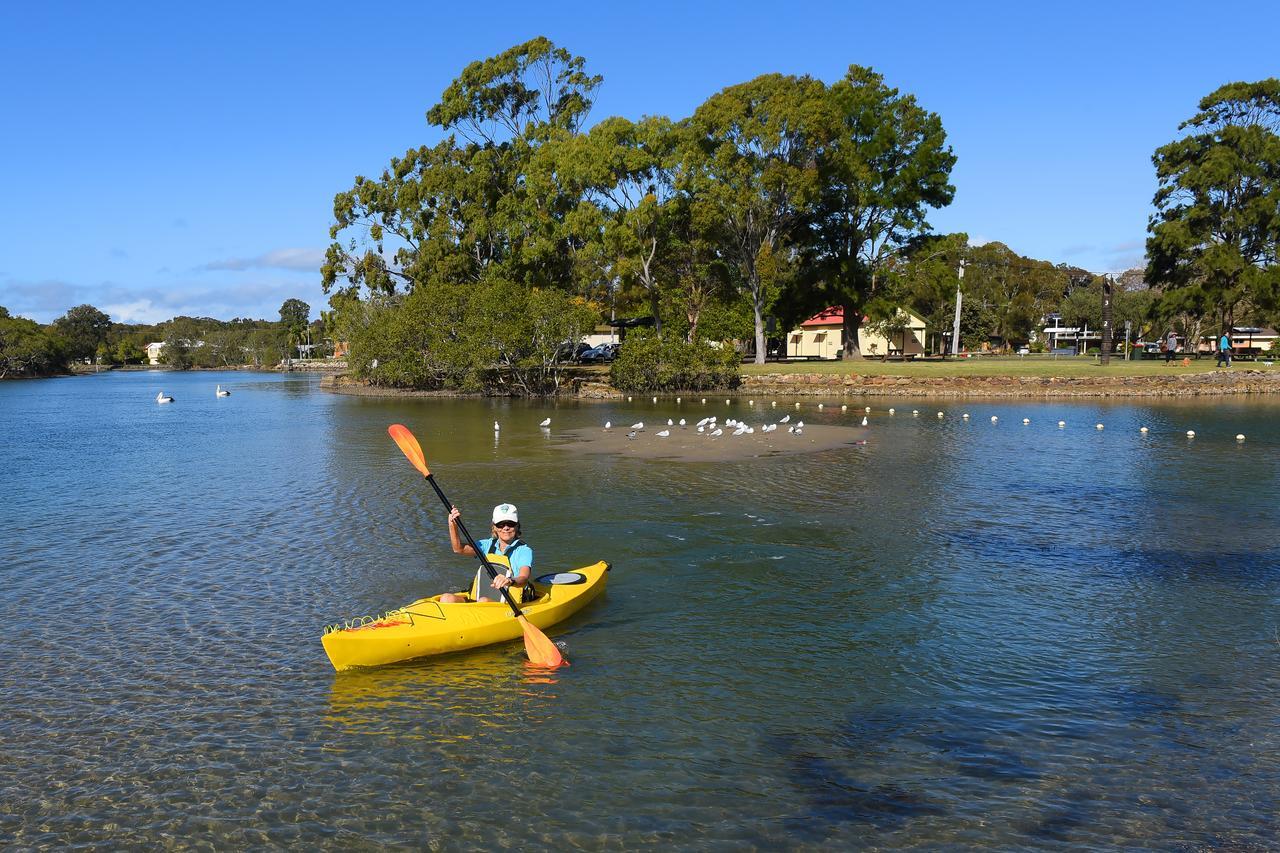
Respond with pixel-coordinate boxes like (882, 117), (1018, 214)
(554, 341), (592, 362)
(579, 343), (620, 363)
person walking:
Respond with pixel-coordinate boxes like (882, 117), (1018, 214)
(1164, 330), (1178, 365)
(1217, 329), (1233, 367)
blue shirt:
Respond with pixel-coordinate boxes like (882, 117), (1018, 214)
(476, 538), (533, 576)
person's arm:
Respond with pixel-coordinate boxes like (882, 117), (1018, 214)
(447, 507), (476, 556)
(492, 546), (532, 589)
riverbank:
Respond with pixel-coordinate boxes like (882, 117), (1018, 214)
(324, 365), (1280, 399)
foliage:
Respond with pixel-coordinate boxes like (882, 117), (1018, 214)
(609, 329), (740, 392)
(53, 304), (112, 362)
(0, 308), (67, 377)
(1147, 78), (1280, 327)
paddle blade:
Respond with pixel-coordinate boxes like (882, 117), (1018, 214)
(388, 424), (430, 476)
(518, 616), (567, 667)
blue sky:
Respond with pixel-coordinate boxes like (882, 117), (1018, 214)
(1, 1), (1276, 324)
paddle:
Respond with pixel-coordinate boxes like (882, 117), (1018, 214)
(387, 423), (566, 667)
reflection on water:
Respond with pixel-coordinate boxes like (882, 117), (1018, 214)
(3, 372), (1280, 847)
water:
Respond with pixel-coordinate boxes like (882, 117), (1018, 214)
(3, 369), (1279, 849)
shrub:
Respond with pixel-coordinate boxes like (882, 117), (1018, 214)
(609, 330), (740, 392)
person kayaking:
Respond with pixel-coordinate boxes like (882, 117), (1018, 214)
(439, 503), (535, 603)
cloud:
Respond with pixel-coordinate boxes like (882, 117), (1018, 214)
(202, 247), (326, 272)
(967, 235), (991, 247)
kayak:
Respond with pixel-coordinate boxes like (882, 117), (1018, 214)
(321, 561), (610, 671)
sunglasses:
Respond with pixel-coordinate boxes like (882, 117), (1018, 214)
(495, 521), (517, 529)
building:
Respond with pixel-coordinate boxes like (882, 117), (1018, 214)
(788, 307), (926, 360)
(1227, 326), (1278, 355)
(1041, 314), (1101, 354)
(145, 342), (165, 364)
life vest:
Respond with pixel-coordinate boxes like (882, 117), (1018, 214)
(468, 540), (536, 602)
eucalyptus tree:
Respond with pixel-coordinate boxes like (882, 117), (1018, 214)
(53, 304), (112, 362)
(1147, 79), (1280, 330)
(689, 73), (826, 363)
(798, 65), (956, 358)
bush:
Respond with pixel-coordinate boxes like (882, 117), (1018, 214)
(609, 330), (740, 392)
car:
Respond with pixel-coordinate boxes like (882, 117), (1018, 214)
(555, 341), (592, 362)
(579, 343), (620, 363)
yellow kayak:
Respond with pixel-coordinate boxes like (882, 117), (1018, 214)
(322, 561), (609, 671)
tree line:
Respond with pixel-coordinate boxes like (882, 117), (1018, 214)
(0, 299), (316, 378)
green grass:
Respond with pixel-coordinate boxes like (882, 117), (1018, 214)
(740, 355), (1279, 378)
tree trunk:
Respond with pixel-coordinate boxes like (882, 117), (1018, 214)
(842, 304), (863, 359)
(649, 287), (662, 338)
(753, 299), (765, 365)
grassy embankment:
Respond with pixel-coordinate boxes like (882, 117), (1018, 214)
(739, 356), (1278, 378)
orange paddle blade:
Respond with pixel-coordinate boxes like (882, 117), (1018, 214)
(518, 617), (567, 667)
(387, 424), (430, 476)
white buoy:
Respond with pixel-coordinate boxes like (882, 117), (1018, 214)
(676, 397), (681, 403)
(1186, 430), (1196, 437)
(1236, 433), (1245, 441)
(627, 396), (633, 402)
(962, 413), (969, 419)
(990, 415), (998, 423)
(1096, 424), (1104, 430)
(818, 403), (824, 409)
(861, 416), (868, 427)
(771, 401), (777, 407)
(1022, 418), (1030, 425)
(795, 402), (801, 409)
(726, 399), (731, 405)
(937, 412), (944, 418)
(653, 396), (658, 403)
(841, 404), (848, 412)
(702, 398), (707, 404)
(749, 400), (754, 406)
(888, 408), (895, 415)
(1058, 421), (1066, 428)
(912, 410), (919, 416)
(1139, 426), (1148, 433)
(540, 418), (551, 427)
(864, 406), (871, 413)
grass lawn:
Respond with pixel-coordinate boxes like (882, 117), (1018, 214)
(740, 355), (1279, 378)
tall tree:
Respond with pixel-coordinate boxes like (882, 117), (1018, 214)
(1147, 79), (1280, 330)
(53, 304), (112, 362)
(689, 73), (826, 363)
(799, 65), (956, 358)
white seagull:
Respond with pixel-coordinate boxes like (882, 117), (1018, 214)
(215, 385), (230, 397)
(630, 422), (644, 430)
(779, 415), (791, 423)
(656, 429), (670, 437)
(540, 418), (551, 427)
(604, 421), (612, 429)
(861, 416), (868, 427)
(678, 419), (686, 427)
(710, 428), (723, 436)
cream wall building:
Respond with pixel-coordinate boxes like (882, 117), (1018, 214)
(788, 308), (926, 360)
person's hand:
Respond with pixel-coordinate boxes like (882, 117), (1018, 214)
(448, 507), (461, 525)
(492, 575), (512, 590)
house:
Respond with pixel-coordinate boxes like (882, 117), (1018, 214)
(788, 307), (926, 360)
(1227, 326), (1278, 354)
(145, 342), (165, 365)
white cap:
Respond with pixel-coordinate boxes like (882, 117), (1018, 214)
(492, 503), (519, 524)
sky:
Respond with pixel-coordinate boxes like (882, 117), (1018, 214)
(2, 0), (1276, 325)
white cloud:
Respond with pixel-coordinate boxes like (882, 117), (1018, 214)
(202, 247), (326, 272)
(968, 235), (991, 247)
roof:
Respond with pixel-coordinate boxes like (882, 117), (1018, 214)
(800, 306), (925, 328)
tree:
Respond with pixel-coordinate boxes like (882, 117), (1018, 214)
(279, 298), (311, 359)
(160, 317), (202, 369)
(53, 304), (112, 362)
(1147, 79), (1280, 331)
(689, 73), (826, 363)
(0, 308), (67, 377)
(797, 66), (955, 358)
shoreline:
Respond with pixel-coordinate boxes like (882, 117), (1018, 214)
(322, 369), (1280, 399)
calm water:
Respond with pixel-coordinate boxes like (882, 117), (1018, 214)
(3, 369), (1280, 849)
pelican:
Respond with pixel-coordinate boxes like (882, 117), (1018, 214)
(156, 391), (174, 404)
(539, 417), (551, 427)
(630, 422), (644, 430)
(861, 416), (868, 427)
(656, 429), (670, 437)
(215, 385), (230, 397)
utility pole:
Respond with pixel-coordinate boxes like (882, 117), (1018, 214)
(951, 259), (964, 357)
(1100, 274), (1113, 366)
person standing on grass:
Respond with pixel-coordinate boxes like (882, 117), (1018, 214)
(1217, 329), (1233, 367)
(1165, 330), (1178, 364)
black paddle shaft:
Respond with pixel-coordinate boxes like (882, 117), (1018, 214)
(424, 474), (525, 617)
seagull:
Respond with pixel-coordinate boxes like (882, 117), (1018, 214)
(796, 421), (804, 428)
(678, 418), (686, 427)
(656, 429), (670, 437)
(794, 428), (803, 436)
(841, 405), (848, 412)
(861, 416), (868, 426)
(494, 421), (500, 432)
(710, 428), (723, 436)
(156, 391), (174, 404)
(788, 425), (796, 434)
(627, 430), (638, 440)
(888, 408), (895, 414)
(604, 421), (612, 429)
(540, 417), (551, 427)
(779, 415), (791, 423)
(667, 418), (674, 426)
(215, 385), (230, 397)
(697, 426), (705, 433)
(630, 422), (644, 430)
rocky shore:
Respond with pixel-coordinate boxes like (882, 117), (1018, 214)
(326, 369), (1280, 399)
